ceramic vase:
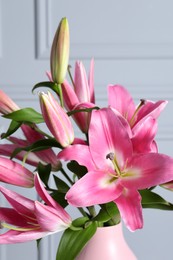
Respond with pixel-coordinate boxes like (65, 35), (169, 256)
(76, 222), (137, 260)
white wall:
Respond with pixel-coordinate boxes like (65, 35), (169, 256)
(0, 0), (173, 259)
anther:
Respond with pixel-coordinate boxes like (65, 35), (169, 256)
(106, 152), (114, 161)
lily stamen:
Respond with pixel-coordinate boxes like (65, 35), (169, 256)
(106, 152), (121, 177)
(129, 99), (146, 127)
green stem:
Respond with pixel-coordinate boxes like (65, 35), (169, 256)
(68, 65), (76, 89)
(78, 207), (88, 217)
(60, 168), (74, 186)
(87, 206), (97, 218)
(58, 84), (64, 107)
(32, 125), (53, 139)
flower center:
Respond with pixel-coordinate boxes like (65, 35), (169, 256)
(106, 152), (121, 177)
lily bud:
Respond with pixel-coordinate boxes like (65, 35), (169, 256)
(50, 17), (69, 84)
(39, 91), (74, 147)
(0, 157), (34, 188)
(0, 90), (19, 114)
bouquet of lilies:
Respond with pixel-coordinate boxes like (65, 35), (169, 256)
(0, 17), (173, 259)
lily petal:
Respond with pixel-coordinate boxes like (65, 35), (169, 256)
(35, 201), (71, 232)
(0, 229), (48, 244)
(136, 100), (168, 124)
(58, 144), (96, 171)
(0, 208), (31, 227)
(108, 85), (135, 122)
(132, 117), (158, 153)
(74, 61), (90, 103)
(0, 143), (46, 167)
(122, 153), (173, 189)
(72, 101), (95, 133)
(62, 79), (79, 110)
(66, 170), (123, 207)
(34, 174), (71, 223)
(0, 90), (20, 114)
(89, 108), (133, 170)
(88, 58), (95, 103)
(0, 157), (34, 187)
(0, 186), (35, 218)
(115, 189), (143, 231)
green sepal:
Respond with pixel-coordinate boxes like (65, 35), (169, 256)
(3, 108), (44, 124)
(67, 106), (100, 117)
(1, 120), (22, 139)
(67, 160), (87, 178)
(32, 81), (60, 95)
(37, 163), (52, 187)
(53, 175), (70, 193)
(50, 190), (68, 208)
(56, 218), (97, 260)
(10, 138), (61, 159)
(140, 189), (173, 210)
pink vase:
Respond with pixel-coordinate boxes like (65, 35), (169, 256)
(76, 223), (137, 260)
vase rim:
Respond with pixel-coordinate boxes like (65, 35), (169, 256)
(97, 221), (122, 230)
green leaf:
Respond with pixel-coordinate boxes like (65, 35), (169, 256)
(32, 81), (60, 94)
(140, 189), (173, 210)
(56, 220), (97, 260)
(92, 208), (112, 223)
(3, 108), (44, 124)
(53, 175), (69, 193)
(50, 190), (68, 208)
(104, 202), (120, 217)
(11, 138), (61, 159)
(1, 120), (22, 139)
(72, 217), (89, 227)
(37, 163), (52, 186)
(96, 202), (121, 226)
(67, 106), (99, 117)
(67, 160), (87, 178)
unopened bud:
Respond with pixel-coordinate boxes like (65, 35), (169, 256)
(50, 17), (70, 84)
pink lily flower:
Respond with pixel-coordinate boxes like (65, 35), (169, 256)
(39, 91), (74, 147)
(58, 108), (173, 231)
(0, 157), (34, 187)
(108, 85), (167, 153)
(61, 59), (95, 133)
(108, 85), (167, 128)
(0, 173), (72, 243)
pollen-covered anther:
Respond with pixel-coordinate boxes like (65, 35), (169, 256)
(106, 152), (114, 161)
(140, 99), (146, 105)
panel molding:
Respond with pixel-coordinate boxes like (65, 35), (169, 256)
(35, 0), (173, 60)
(0, 0), (3, 58)
(35, 0), (52, 59)
(2, 82), (173, 100)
